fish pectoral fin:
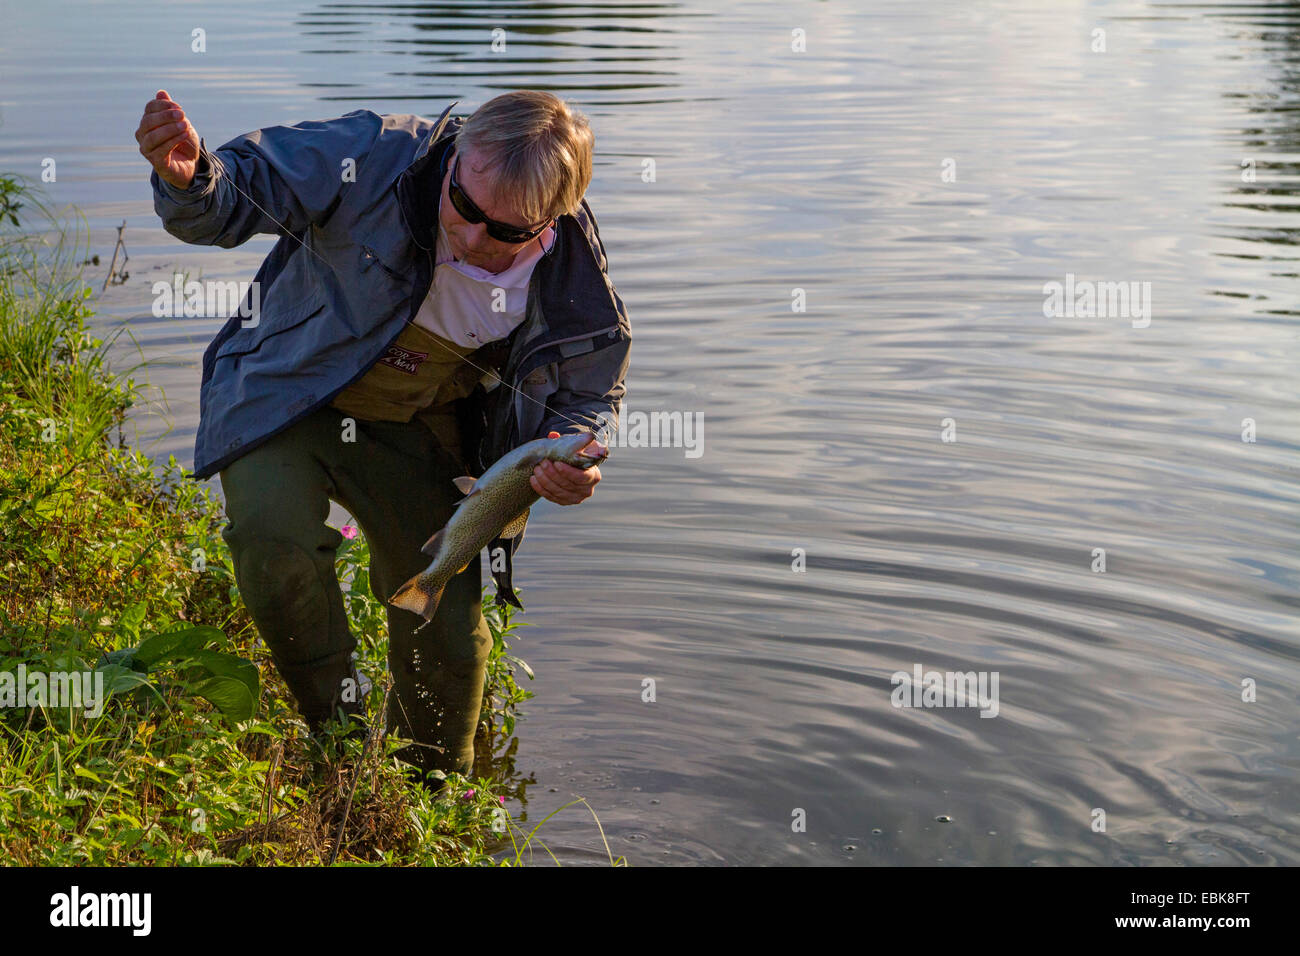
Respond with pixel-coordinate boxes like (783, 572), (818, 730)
(500, 509), (530, 540)
(419, 527), (445, 558)
(452, 475), (478, 495)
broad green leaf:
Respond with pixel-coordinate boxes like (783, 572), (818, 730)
(180, 649), (259, 702)
(133, 626), (224, 666)
(96, 663), (154, 698)
(98, 647), (141, 671)
(115, 602), (147, 643)
(189, 676), (255, 722)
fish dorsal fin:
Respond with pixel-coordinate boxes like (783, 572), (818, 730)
(420, 527), (446, 558)
(500, 508), (530, 540)
(452, 476), (478, 495)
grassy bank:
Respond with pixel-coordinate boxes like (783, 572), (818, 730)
(0, 177), (610, 865)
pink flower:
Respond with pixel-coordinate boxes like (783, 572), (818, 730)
(463, 789), (476, 800)
(498, 796), (505, 806)
(340, 525), (358, 539)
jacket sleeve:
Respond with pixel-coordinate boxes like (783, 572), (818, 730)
(534, 197), (630, 442)
(150, 109), (382, 248)
(538, 333), (629, 443)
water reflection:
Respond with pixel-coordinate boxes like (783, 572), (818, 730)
(1215, 0), (1300, 299)
(298, 1), (692, 105)
(0, 0), (1296, 865)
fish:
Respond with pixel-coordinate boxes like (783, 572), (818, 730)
(388, 431), (609, 621)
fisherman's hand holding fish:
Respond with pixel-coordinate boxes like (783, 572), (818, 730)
(530, 430), (603, 505)
(388, 431), (609, 621)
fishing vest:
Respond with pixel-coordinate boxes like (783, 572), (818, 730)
(330, 220), (555, 458)
(329, 321), (486, 456)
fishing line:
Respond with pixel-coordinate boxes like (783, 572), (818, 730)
(212, 163), (620, 445)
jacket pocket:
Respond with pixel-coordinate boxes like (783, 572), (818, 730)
(515, 363), (556, 441)
(215, 288), (327, 359)
(360, 244), (411, 285)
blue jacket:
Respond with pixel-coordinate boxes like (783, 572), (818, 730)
(151, 103), (631, 604)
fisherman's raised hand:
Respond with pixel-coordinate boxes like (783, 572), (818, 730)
(532, 430), (603, 505)
(137, 90), (200, 189)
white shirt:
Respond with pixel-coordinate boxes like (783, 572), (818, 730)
(411, 221), (557, 349)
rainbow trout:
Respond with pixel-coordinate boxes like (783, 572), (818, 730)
(389, 432), (608, 621)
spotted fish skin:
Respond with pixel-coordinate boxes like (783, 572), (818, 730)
(389, 432), (607, 621)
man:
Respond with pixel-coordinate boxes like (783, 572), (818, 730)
(136, 89), (630, 780)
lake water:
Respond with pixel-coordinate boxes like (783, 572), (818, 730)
(2, 0), (1297, 865)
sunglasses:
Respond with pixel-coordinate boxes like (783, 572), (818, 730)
(449, 154), (551, 245)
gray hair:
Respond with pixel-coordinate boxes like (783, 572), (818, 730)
(455, 90), (594, 225)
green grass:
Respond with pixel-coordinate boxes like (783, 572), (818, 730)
(0, 174), (623, 866)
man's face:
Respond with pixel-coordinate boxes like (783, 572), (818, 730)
(438, 147), (551, 270)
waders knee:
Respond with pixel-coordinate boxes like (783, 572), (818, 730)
(222, 530), (362, 730)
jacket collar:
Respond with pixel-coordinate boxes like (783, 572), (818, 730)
(397, 101), (458, 252)
(397, 102), (563, 266)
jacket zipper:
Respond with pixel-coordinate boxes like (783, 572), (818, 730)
(491, 321), (624, 463)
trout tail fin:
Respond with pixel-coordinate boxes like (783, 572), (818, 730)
(389, 574), (447, 622)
